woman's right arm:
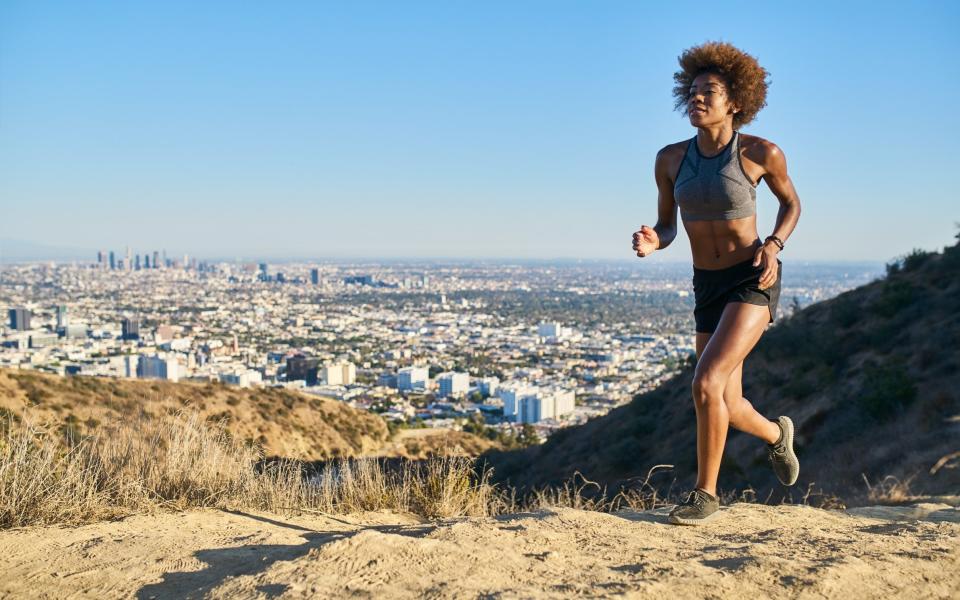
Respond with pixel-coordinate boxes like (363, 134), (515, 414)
(633, 146), (679, 257)
(651, 146), (679, 250)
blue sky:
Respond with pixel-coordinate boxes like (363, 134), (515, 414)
(1, 1), (957, 262)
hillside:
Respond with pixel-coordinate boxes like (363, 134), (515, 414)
(484, 240), (960, 502)
(0, 370), (401, 461)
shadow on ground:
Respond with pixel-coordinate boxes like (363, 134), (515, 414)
(136, 511), (436, 600)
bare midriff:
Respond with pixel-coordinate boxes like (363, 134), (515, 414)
(683, 214), (762, 270)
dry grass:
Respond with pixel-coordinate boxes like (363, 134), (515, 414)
(0, 411), (504, 529)
(861, 474), (916, 504)
(0, 368), (394, 462)
(0, 420), (110, 528)
(525, 465), (677, 513)
(0, 411), (893, 530)
(306, 455), (503, 519)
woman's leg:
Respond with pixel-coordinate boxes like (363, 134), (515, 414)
(722, 361), (782, 444)
(694, 336), (779, 444)
(691, 302), (771, 496)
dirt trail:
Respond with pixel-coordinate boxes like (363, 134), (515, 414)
(0, 503), (956, 599)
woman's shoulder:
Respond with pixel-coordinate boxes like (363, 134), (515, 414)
(654, 139), (691, 184)
(738, 132), (785, 166)
(655, 139), (691, 166)
(657, 138), (692, 156)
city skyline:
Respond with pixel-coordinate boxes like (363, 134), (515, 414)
(2, 2), (958, 262)
(0, 238), (891, 267)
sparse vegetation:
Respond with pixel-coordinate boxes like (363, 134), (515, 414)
(0, 412), (504, 529)
(858, 360), (918, 420)
(0, 369), (393, 461)
(1, 411), (853, 530)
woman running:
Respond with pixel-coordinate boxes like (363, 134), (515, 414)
(632, 41), (801, 525)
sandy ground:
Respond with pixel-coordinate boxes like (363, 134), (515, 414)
(0, 503), (957, 599)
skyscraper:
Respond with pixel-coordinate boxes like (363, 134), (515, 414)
(153, 251), (160, 269)
(137, 354), (181, 382)
(499, 384), (534, 421)
(8, 308), (31, 331)
(286, 355), (320, 385)
(310, 268), (320, 285)
(437, 372), (470, 398)
(397, 367), (429, 391)
(321, 362), (356, 385)
(56, 305), (69, 329)
(122, 317), (140, 341)
(109, 251), (116, 270)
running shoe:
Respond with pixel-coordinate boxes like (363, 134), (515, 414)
(768, 415), (800, 486)
(668, 488), (721, 525)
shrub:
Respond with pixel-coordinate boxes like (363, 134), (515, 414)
(870, 280), (916, 319)
(782, 376), (816, 399)
(884, 259), (901, 277)
(886, 247), (937, 277)
(901, 248), (935, 271)
(857, 360), (917, 420)
(831, 295), (860, 328)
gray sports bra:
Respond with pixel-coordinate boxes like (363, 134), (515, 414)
(673, 130), (758, 222)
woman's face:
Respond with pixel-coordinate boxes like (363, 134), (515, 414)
(688, 72), (737, 127)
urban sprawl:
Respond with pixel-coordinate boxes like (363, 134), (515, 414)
(0, 249), (881, 439)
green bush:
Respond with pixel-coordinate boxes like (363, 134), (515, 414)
(782, 376), (816, 399)
(870, 280), (916, 318)
(831, 295), (860, 328)
(884, 259), (901, 276)
(902, 248), (935, 271)
(857, 360), (917, 420)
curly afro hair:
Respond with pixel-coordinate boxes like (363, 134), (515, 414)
(672, 41), (770, 129)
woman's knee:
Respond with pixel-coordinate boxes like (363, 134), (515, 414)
(692, 369), (726, 407)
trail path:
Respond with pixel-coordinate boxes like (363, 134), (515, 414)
(1, 503), (956, 599)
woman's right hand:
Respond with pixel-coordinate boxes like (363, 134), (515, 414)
(632, 225), (659, 257)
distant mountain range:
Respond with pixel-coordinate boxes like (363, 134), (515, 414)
(483, 237), (960, 503)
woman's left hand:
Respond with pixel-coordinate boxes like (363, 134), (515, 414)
(752, 242), (779, 290)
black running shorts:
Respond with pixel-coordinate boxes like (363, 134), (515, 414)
(692, 257), (782, 334)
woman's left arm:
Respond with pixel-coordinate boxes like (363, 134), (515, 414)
(753, 142), (801, 290)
